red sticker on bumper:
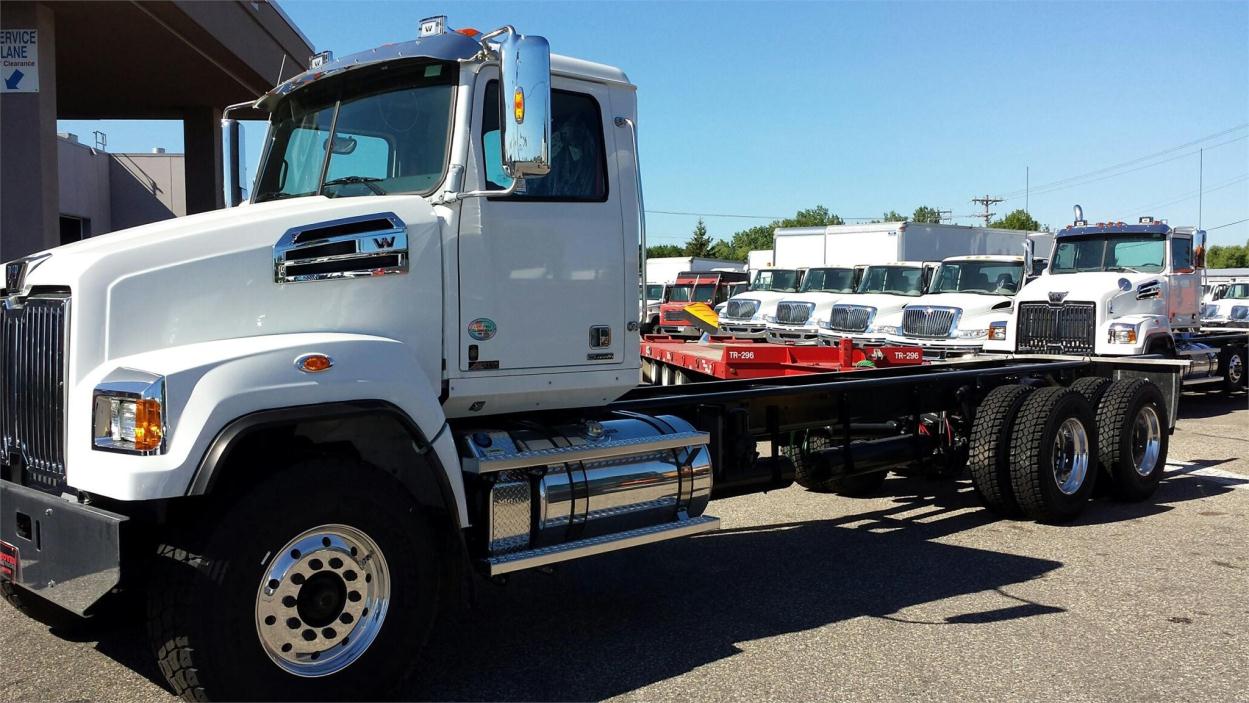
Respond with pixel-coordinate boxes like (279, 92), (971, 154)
(0, 540), (18, 581)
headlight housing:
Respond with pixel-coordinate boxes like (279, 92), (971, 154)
(1232, 305), (1249, 321)
(957, 328), (989, 339)
(763, 314), (777, 323)
(1107, 322), (1139, 345)
(92, 369), (167, 454)
(817, 319), (832, 330)
(988, 321), (1007, 340)
(876, 325), (901, 336)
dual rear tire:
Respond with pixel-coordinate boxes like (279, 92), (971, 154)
(968, 378), (1169, 521)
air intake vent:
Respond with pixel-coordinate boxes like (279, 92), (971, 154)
(274, 213), (408, 283)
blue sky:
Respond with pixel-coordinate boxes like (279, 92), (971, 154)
(59, 1), (1249, 245)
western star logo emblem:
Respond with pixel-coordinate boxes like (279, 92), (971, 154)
(1048, 291), (1068, 304)
(4, 261), (23, 292)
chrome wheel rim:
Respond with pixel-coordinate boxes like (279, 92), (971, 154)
(1052, 417), (1090, 496)
(1131, 404), (1162, 477)
(1229, 354), (1244, 385)
(255, 524), (390, 677)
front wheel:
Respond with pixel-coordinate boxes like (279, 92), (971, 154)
(147, 458), (442, 701)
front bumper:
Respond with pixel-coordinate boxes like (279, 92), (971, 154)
(884, 336), (986, 358)
(0, 481), (126, 615)
(718, 322), (767, 338)
(817, 330), (887, 347)
(765, 325), (820, 345)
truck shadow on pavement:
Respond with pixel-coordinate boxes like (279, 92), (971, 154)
(60, 445), (1245, 701)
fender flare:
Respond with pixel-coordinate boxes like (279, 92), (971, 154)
(187, 400), (461, 530)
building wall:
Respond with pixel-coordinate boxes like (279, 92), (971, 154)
(57, 136), (112, 234)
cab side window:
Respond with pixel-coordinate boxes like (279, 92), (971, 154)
(481, 80), (608, 201)
(1171, 237), (1193, 272)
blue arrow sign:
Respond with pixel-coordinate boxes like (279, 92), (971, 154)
(3, 69), (23, 90)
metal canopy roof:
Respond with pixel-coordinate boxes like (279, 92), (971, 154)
(52, 0), (312, 120)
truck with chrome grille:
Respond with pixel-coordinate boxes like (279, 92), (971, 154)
(0, 20), (1195, 701)
(1006, 211), (1247, 392)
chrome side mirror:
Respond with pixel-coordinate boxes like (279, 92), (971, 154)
(498, 31), (551, 179)
(221, 118), (246, 206)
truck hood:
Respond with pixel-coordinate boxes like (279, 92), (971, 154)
(21, 194), (442, 381)
(1016, 272), (1163, 306)
(839, 292), (921, 313)
(721, 290), (797, 318)
(910, 292), (1014, 316)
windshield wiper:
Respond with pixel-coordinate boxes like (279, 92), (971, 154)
(322, 176), (387, 196)
(1106, 266), (1143, 274)
(254, 191), (304, 203)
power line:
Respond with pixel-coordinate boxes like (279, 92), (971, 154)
(1207, 218), (1248, 231)
(646, 209), (883, 222)
(1127, 172), (1249, 217)
(998, 122), (1249, 199)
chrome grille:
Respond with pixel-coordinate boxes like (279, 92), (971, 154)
(1016, 302), (1095, 353)
(902, 307), (957, 338)
(827, 305), (874, 332)
(775, 302), (814, 325)
(1, 293), (70, 493)
(724, 299), (759, 319)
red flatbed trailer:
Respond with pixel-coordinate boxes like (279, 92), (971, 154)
(640, 335), (925, 381)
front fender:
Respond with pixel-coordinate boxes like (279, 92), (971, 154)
(66, 333), (465, 523)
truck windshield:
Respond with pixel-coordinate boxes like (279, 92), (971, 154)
(253, 61), (456, 203)
(667, 284), (716, 303)
(1050, 234), (1166, 274)
(645, 284), (664, 300)
(857, 266), (924, 296)
(750, 270), (799, 292)
(930, 261), (1024, 295)
(800, 268), (855, 293)
(1225, 283), (1249, 299)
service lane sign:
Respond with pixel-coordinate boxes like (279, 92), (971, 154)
(1, 29), (39, 93)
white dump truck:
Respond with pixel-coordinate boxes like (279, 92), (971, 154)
(1008, 213), (1247, 391)
(0, 20), (1190, 701)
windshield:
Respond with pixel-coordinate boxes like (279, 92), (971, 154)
(667, 284), (716, 303)
(645, 284), (664, 300)
(751, 270), (800, 292)
(800, 268), (855, 293)
(1050, 234), (1166, 274)
(254, 62), (456, 203)
(1225, 283), (1249, 299)
(931, 261), (1024, 295)
(857, 266), (925, 296)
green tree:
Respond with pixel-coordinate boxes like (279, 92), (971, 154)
(645, 244), (683, 258)
(912, 206), (941, 224)
(708, 239), (736, 260)
(1207, 242), (1249, 269)
(684, 218), (713, 257)
(990, 209), (1043, 231)
(882, 210), (906, 222)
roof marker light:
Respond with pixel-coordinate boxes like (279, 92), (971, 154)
(419, 15), (446, 37)
(308, 50), (333, 69)
(1139, 216), (1154, 224)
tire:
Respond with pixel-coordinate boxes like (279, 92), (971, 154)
(1, 579), (85, 631)
(1008, 388), (1099, 522)
(1095, 379), (1169, 502)
(967, 384), (1033, 517)
(147, 457), (442, 701)
(1220, 347), (1247, 394)
(1069, 376), (1112, 410)
(783, 429), (888, 496)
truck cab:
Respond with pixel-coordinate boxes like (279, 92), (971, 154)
(1202, 281), (1249, 328)
(882, 255), (1027, 357)
(816, 262), (936, 346)
(764, 266), (861, 344)
(642, 282), (668, 333)
(715, 268), (804, 338)
(1010, 218), (1204, 356)
(658, 270), (750, 335)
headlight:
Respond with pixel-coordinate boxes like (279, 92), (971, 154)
(988, 321), (1008, 340)
(876, 325), (901, 336)
(1107, 322), (1139, 345)
(957, 328), (989, 339)
(817, 319), (832, 330)
(93, 369), (166, 454)
(763, 314), (777, 323)
(1201, 304), (1220, 319)
(1233, 306), (1249, 321)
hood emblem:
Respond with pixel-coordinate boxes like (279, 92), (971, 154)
(4, 261), (23, 293)
(1048, 291), (1069, 304)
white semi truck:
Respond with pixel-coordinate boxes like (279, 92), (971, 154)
(0, 21), (1190, 701)
(1007, 214), (1247, 391)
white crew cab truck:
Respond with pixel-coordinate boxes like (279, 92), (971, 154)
(762, 266), (860, 344)
(716, 268), (804, 338)
(814, 261), (934, 345)
(1202, 281), (1249, 327)
(1009, 216), (1247, 391)
(0, 21), (1192, 701)
(881, 255), (1030, 357)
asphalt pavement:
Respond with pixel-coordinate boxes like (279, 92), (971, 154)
(2, 391), (1247, 703)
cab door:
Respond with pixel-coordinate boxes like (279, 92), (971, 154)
(1169, 235), (1200, 325)
(457, 72), (625, 371)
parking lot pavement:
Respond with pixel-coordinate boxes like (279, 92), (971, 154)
(1, 392), (1246, 703)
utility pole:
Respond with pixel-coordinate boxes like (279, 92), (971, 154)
(970, 194), (1003, 227)
(1025, 166), (1029, 215)
(937, 208), (953, 223)
(1198, 148), (1203, 230)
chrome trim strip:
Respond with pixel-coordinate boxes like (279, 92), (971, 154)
(485, 515), (719, 576)
(463, 430), (710, 474)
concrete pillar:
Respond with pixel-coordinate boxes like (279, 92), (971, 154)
(182, 105), (223, 214)
(0, 1), (58, 261)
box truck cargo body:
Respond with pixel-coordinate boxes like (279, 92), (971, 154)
(773, 222), (1049, 268)
(645, 257), (745, 286)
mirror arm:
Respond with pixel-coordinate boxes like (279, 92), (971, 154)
(434, 164), (522, 204)
(474, 25), (516, 60)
